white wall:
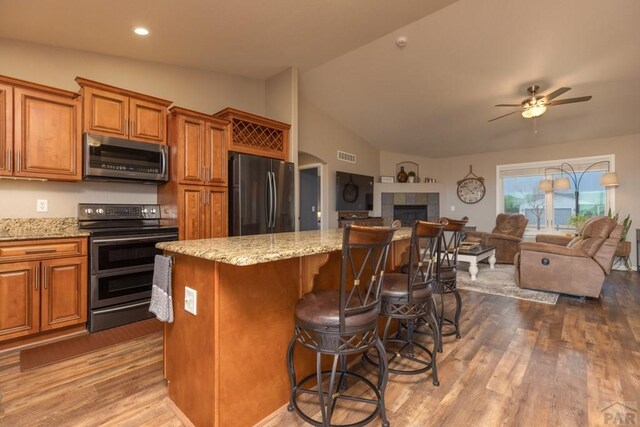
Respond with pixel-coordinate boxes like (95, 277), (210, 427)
(299, 100), (380, 228)
(380, 133), (640, 267)
(266, 67), (299, 229)
(0, 38), (266, 219)
(0, 180), (156, 218)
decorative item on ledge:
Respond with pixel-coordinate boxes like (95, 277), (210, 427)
(396, 161), (419, 183)
(380, 176), (395, 183)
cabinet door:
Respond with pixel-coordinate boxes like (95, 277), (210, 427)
(205, 187), (228, 238)
(0, 83), (12, 176)
(130, 98), (166, 144)
(40, 257), (87, 331)
(178, 116), (206, 185)
(83, 87), (129, 138)
(179, 186), (206, 240)
(14, 88), (81, 181)
(205, 122), (228, 186)
(0, 261), (40, 342)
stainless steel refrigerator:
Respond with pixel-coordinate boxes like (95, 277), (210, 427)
(229, 153), (295, 236)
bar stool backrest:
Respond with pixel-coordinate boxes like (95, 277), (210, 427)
(406, 220), (447, 303)
(340, 222), (399, 333)
(438, 217), (469, 271)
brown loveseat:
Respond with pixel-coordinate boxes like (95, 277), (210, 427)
(514, 216), (621, 298)
(465, 214), (528, 264)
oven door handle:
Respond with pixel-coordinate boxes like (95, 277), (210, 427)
(92, 234), (178, 244)
(92, 300), (150, 315)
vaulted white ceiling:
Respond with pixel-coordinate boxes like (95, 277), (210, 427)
(300, 0), (640, 157)
(1, 0), (638, 157)
(0, 0), (457, 79)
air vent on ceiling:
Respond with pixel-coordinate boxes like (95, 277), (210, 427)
(337, 150), (356, 164)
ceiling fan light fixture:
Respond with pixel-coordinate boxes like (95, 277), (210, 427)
(521, 100), (547, 119)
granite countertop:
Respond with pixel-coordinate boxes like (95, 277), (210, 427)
(0, 217), (89, 242)
(156, 227), (412, 266)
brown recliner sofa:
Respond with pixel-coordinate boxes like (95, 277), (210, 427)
(514, 216), (622, 298)
(465, 213), (528, 264)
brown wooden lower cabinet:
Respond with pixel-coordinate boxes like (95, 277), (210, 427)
(0, 261), (40, 342)
(41, 257), (87, 331)
(0, 238), (88, 344)
(177, 185), (227, 240)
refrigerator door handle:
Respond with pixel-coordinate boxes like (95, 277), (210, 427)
(271, 171), (278, 230)
(266, 171), (273, 228)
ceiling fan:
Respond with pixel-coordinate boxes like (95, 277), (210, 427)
(488, 85), (592, 122)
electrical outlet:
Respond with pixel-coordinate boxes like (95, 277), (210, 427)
(37, 199), (48, 212)
(450, 205), (456, 212)
(184, 286), (197, 315)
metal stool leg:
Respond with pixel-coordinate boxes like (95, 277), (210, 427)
(374, 337), (390, 427)
(453, 289), (462, 339)
(425, 310), (440, 386)
(286, 336), (297, 412)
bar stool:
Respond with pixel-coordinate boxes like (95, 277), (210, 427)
(286, 223), (399, 427)
(363, 219), (445, 385)
(433, 217), (468, 344)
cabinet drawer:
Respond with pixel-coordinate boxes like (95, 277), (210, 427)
(0, 238), (87, 262)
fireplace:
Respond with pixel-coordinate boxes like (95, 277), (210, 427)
(378, 191), (439, 226)
(393, 205), (428, 226)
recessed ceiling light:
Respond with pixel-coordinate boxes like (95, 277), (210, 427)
(133, 27), (150, 36)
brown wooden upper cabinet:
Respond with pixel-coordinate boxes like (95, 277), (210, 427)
(214, 107), (290, 161)
(76, 77), (172, 145)
(0, 75), (81, 181)
(168, 107), (229, 186)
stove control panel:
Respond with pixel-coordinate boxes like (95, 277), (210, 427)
(78, 204), (160, 220)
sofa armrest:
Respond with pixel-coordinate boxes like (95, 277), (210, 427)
(484, 233), (522, 243)
(464, 231), (485, 241)
(535, 234), (573, 246)
(520, 242), (588, 258)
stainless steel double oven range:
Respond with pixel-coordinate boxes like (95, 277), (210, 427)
(78, 203), (178, 332)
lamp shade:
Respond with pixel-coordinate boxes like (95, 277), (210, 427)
(554, 177), (571, 190)
(600, 172), (619, 187)
(539, 179), (553, 192)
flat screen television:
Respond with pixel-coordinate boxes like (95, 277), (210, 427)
(336, 171), (374, 211)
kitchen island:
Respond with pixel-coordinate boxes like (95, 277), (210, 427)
(157, 228), (411, 427)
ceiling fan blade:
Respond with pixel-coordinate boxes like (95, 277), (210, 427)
(488, 111), (519, 122)
(542, 87), (571, 102)
(546, 96), (592, 106)
(494, 104), (522, 107)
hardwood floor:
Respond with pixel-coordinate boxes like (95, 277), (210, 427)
(1, 271), (638, 426)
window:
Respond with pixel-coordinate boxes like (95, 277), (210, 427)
(497, 155), (615, 234)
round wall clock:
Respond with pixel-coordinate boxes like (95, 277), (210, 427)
(456, 166), (486, 204)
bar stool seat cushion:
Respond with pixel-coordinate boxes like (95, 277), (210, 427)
(295, 290), (379, 329)
(381, 273), (432, 300)
(436, 267), (457, 281)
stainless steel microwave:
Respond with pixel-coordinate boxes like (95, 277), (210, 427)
(83, 133), (168, 183)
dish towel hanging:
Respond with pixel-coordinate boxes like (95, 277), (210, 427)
(149, 255), (174, 323)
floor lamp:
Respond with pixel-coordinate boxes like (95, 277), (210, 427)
(538, 161), (619, 215)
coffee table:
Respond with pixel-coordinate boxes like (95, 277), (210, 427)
(456, 245), (496, 281)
